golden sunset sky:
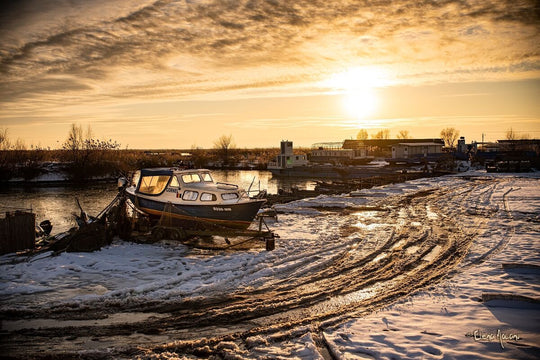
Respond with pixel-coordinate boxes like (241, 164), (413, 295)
(1, 0), (539, 149)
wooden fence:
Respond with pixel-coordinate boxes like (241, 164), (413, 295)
(0, 211), (35, 254)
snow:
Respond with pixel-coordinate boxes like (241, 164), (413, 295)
(323, 172), (540, 360)
(1, 170), (539, 359)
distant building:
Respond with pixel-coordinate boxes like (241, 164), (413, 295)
(268, 141), (308, 169)
(343, 138), (445, 158)
(457, 136), (467, 154)
(497, 139), (540, 153)
(454, 136), (479, 160)
(391, 142), (443, 159)
(478, 142), (500, 152)
(480, 139), (540, 172)
(309, 141), (368, 164)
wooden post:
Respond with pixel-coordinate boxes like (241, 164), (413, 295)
(266, 236), (275, 251)
(0, 211), (36, 254)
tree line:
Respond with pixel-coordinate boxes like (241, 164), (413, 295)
(355, 127), (459, 147)
(0, 124), (534, 183)
(0, 125), (275, 182)
(355, 127), (531, 149)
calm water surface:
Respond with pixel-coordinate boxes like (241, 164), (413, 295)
(0, 170), (315, 233)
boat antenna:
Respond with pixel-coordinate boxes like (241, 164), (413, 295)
(247, 176), (256, 195)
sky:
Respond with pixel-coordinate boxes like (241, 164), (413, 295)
(0, 0), (539, 149)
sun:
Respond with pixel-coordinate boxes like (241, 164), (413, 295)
(322, 66), (389, 122)
(343, 88), (377, 120)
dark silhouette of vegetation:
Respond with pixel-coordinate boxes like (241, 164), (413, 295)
(440, 127), (460, 149)
(60, 124), (121, 182)
(356, 129), (368, 140)
(0, 128), (9, 151)
(9, 124), (535, 184)
(396, 130), (411, 139)
(0, 128), (46, 181)
(0, 125), (282, 183)
(372, 129), (390, 139)
(506, 127), (530, 140)
(213, 134), (235, 166)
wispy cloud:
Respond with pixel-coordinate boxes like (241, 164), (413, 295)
(0, 0), (538, 147)
(1, 0), (538, 103)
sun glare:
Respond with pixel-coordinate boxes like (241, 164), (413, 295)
(343, 89), (377, 120)
(322, 66), (389, 123)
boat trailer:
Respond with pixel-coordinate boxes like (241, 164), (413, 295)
(17, 181), (276, 257)
(97, 182), (278, 251)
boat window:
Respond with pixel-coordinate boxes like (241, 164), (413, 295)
(221, 193), (239, 200)
(169, 176), (180, 188)
(201, 173), (213, 182)
(200, 193), (217, 202)
(182, 190), (199, 201)
(138, 175), (171, 195)
(182, 173), (201, 183)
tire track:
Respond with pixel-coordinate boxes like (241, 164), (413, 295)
(1, 180), (496, 359)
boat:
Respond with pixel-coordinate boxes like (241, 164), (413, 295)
(125, 168), (266, 229)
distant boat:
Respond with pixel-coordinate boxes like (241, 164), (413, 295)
(125, 168), (266, 229)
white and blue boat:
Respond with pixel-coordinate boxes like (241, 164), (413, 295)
(125, 168), (266, 229)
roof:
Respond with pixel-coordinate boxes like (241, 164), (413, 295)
(140, 168), (174, 176)
(343, 138), (444, 148)
(140, 168), (210, 176)
(396, 142), (444, 147)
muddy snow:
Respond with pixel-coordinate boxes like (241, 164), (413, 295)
(1, 171), (538, 359)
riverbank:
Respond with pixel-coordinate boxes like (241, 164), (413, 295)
(265, 171), (448, 206)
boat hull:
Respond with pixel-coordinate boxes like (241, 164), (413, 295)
(126, 192), (265, 229)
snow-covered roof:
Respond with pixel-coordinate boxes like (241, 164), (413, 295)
(396, 142), (444, 146)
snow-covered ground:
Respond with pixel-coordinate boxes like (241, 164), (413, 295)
(1, 171), (538, 359)
(323, 174), (540, 360)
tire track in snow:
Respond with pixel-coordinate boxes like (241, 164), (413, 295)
(2, 178), (505, 359)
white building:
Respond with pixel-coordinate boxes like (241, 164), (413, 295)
(268, 141), (308, 169)
(309, 141), (369, 164)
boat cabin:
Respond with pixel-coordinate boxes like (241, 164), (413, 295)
(131, 168), (246, 204)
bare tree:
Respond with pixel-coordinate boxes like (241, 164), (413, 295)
(506, 128), (531, 141)
(0, 129), (26, 151)
(61, 124), (120, 181)
(372, 129), (390, 139)
(12, 138), (26, 151)
(63, 123), (84, 152)
(213, 134), (235, 166)
(506, 127), (524, 140)
(440, 127), (460, 148)
(396, 130), (411, 139)
(356, 129), (368, 140)
(0, 128), (10, 150)
(506, 128), (517, 140)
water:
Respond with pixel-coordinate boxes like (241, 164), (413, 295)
(211, 170), (316, 194)
(0, 170), (315, 234)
